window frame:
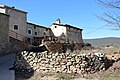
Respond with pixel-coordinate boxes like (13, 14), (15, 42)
(35, 31), (38, 35)
(13, 24), (19, 30)
(27, 28), (32, 35)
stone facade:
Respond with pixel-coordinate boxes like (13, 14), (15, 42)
(0, 13), (9, 55)
(0, 5), (27, 41)
(67, 26), (83, 44)
(26, 22), (51, 44)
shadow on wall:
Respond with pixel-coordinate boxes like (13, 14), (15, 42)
(0, 37), (25, 57)
(14, 52), (34, 79)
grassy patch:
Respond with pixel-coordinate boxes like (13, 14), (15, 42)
(99, 72), (120, 80)
(56, 73), (75, 80)
(102, 76), (120, 80)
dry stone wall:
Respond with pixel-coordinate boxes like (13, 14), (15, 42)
(0, 13), (9, 56)
(15, 51), (108, 76)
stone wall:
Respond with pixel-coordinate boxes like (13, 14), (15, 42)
(0, 13), (28, 56)
(67, 28), (83, 44)
(44, 42), (83, 53)
(15, 51), (108, 77)
(0, 13), (9, 56)
(7, 6), (27, 41)
(8, 37), (34, 53)
(26, 23), (51, 44)
(45, 42), (63, 53)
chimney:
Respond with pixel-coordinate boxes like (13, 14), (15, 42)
(12, 6), (15, 8)
(55, 18), (61, 24)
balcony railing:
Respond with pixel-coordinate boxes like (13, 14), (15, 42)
(9, 30), (26, 42)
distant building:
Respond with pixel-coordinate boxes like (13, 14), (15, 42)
(26, 22), (53, 45)
(50, 19), (83, 44)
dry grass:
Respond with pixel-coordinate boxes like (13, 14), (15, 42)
(77, 46), (120, 55)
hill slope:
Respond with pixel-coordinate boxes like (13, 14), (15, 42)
(84, 37), (120, 47)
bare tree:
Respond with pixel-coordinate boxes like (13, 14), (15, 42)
(96, 0), (120, 29)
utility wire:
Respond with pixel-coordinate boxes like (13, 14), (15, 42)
(84, 23), (109, 34)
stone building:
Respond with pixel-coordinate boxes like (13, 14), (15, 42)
(50, 19), (83, 49)
(0, 5), (83, 53)
(26, 22), (53, 45)
(0, 5), (27, 41)
(0, 13), (9, 55)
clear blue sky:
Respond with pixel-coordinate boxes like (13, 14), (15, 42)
(0, 0), (120, 39)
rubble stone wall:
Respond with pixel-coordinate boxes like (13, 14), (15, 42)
(44, 42), (83, 53)
(8, 37), (34, 53)
(45, 42), (63, 53)
(15, 51), (108, 75)
(0, 13), (9, 56)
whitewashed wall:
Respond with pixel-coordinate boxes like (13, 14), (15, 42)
(50, 24), (67, 37)
(50, 23), (83, 44)
(0, 8), (5, 13)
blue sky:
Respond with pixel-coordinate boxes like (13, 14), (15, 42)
(0, 0), (120, 39)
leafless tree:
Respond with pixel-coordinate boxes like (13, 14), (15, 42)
(96, 0), (120, 29)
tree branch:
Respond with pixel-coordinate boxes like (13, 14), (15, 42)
(98, 0), (120, 9)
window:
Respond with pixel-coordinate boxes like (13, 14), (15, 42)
(46, 28), (48, 31)
(27, 29), (32, 35)
(43, 32), (46, 35)
(35, 31), (38, 35)
(34, 26), (36, 29)
(55, 26), (57, 28)
(14, 25), (18, 30)
(27, 38), (31, 42)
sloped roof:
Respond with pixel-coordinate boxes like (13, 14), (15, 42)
(27, 22), (50, 29)
(52, 23), (83, 30)
(0, 5), (27, 14)
(0, 12), (10, 16)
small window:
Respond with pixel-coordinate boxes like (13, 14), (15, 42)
(43, 32), (46, 35)
(34, 26), (36, 29)
(27, 38), (31, 42)
(55, 26), (57, 28)
(14, 25), (18, 30)
(46, 28), (48, 31)
(35, 31), (38, 35)
(28, 29), (32, 35)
